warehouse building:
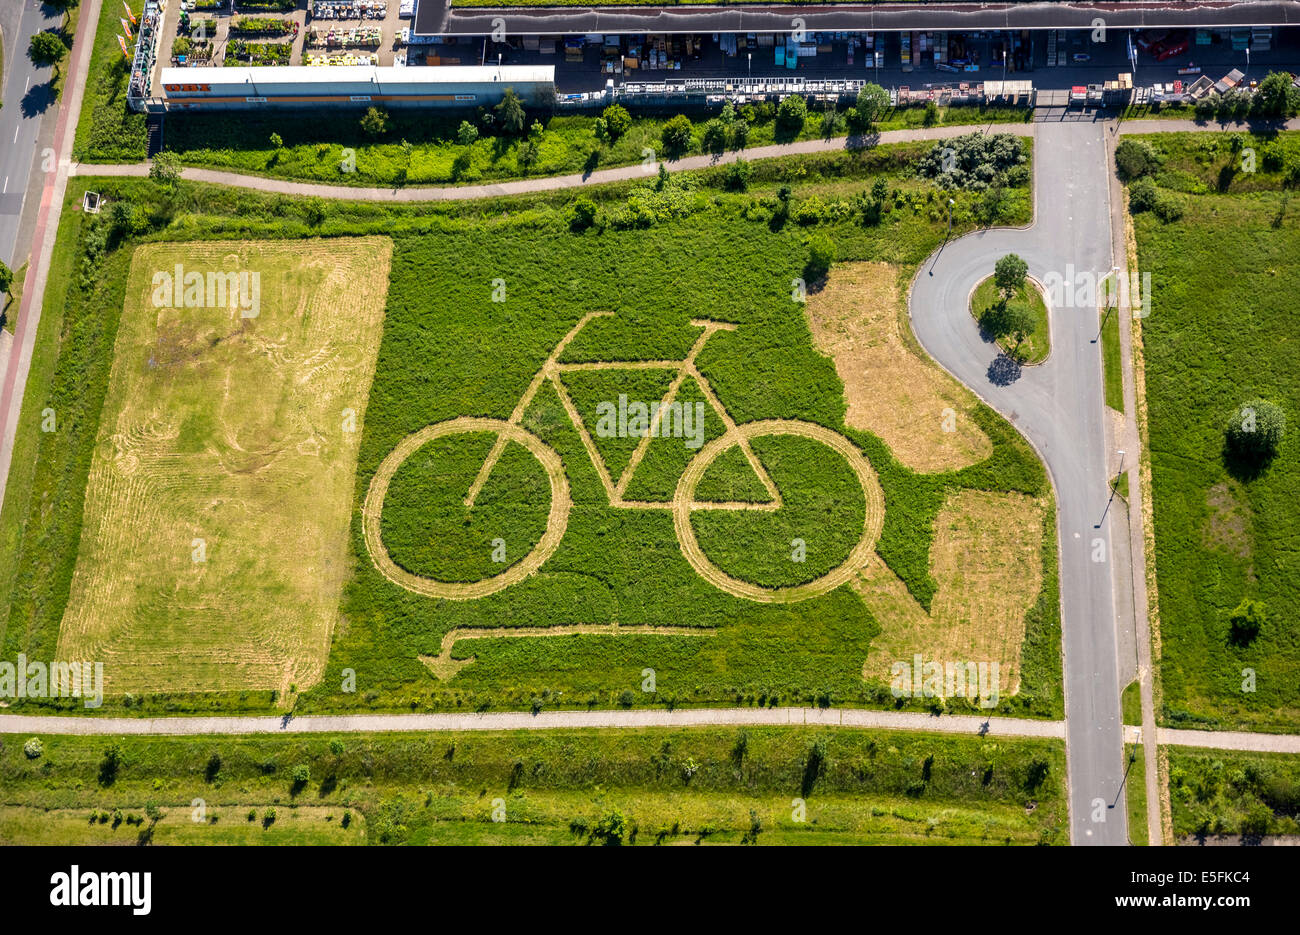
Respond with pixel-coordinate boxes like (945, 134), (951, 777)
(156, 64), (555, 111)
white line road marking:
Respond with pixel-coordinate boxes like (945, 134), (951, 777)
(12, 125), (18, 144)
(2, 178), (7, 194)
(24, 77), (30, 93)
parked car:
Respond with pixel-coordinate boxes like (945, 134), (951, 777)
(1156, 39), (1190, 62)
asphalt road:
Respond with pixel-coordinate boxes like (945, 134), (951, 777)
(909, 118), (1127, 845)
(0, 0), (60, 271)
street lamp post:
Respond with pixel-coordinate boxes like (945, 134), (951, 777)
(747, 51), (751, 85)
(946, 198), (954, 236)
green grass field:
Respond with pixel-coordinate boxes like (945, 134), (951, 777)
(0, 141), (1058, 720)
(1132, 131), (1300, 732)
(970, 275), (1051, 365)
(0, 728), (1067, 845)
(1167, 747), (1300, 839)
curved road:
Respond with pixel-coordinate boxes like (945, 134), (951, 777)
(910, 119), (1125, 845)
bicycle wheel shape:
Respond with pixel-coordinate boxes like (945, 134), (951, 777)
(362, 417), (570, 600)
(672, 419), (885, 603)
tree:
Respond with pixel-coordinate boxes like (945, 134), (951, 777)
(28, 31), (65, 73)
(1228, 598), (1266, 647)
(776, 95), (808, 133)
(660, 114), (692, 156)
(515, 139), (539, 172)
(1252, 71), (1300, 118)
(495, 88), (526, 135)
(1115, 139), (1160, 180)
(601, 103), (631, 141)
(855, 83), (890, 129)
(1224, 398), (1285, 473)
(701, 118), (727, 153)
(359, 106), (389, 138)
(732, 119), (750, 150)
(1005, 302), (1037, 351)
(994, 253), (1028, 297)
(269, 132), (283, 149)
(149, 151), (181, 187)
(723, 157), (752, 192)
(457, 120), (479, 146)
(0, 261), (13, 300)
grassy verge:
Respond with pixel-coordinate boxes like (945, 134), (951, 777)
(151, 104), (1030, 186)
(70, 0), (148, 162)
(1100, 305), (1124, 412)
(0, 727), (1068, 845)
(969, 275), (1050, 365)
(1112, 472), (1129, 502)
(1122, 679), (1141, 726)
(1125, 744), (1148, 845)
(1131, 131), (1300, 732)
(1167, 747), (1300, 839)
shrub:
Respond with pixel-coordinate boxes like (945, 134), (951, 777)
(1224, 398), (1285, 472)
(359, 106), (389, 138)
(456, 120), (478, 146)
(291, 764), (310, 784)
(732, 119), (750, 149)
(269, 132), (283, 149)
(601, 104), (631, 141)
(329, 740), (345, 756)
(660, 115), (693, 156)
(149, 151), (181, 187)
(1114, 139), (1160, 181)
(776, 95), (808, 133)
(617, 689), (636, 708)
(723, 158), (752, 191)
(916, 133), (1026, 191)
(792, 195), (827, 225)
(495, 88), (526, 135)
(515, 140), (540, 172)
(1229, 598), (1266, 647)
(805, 233), (835, 279)
(23, 738), (43, 759)
(1127, 177), (1160, 213)
(567, 196), (598, 231)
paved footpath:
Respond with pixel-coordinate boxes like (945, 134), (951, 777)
(71, 123), (1028, 201)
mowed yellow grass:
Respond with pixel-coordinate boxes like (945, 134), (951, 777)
(805, 261), (991, 474)
(856, 489), (1048, 699)
(56, 238), (392, 695)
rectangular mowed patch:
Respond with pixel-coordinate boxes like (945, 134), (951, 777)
(55, 238), (392, 695)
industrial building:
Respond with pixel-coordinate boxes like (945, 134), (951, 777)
(156, 64), (555, 110)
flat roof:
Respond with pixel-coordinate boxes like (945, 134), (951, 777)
(160, 64), (555, 87)
(418, 0), (1300, 37)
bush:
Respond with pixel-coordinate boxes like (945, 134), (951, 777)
(149, 151), (181, 187)
(567, 196), (598, 231)
(805, 233), (835, 279)
(792, 195), (827, 225)
(456, 120), (479, 146)
(776, 95), (808, 133)
(1224, 398), (1285, 472)
(660, 115), (693, 156)
(23, 738), (43, 759)
(601, 104), (631, 141)
(359, 106), (389, 138)
(916, 133), (1026, 191)
(291, 764), (310, 784)
(495, 88), (527, 135)
(732, 119), (750, 149)
(1229, 598), (1266, 647)
(1128, 177), (1160, 213)
(701, 119), (727, 154)
(1114, 139), (1161, 181)
(723, 158), (752, 191)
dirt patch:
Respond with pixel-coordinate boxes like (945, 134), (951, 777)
(805, 261), (992, 473)
(1203, 482), (1253, 561)
(857, 489), (1048, 700)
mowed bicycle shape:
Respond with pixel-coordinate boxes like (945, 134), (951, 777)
(362, 311), (885, 603)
